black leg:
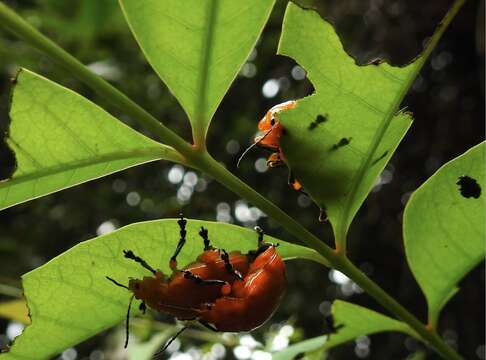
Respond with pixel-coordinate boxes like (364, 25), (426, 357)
(181, 270), (227, 286)
(124, 294), (135, 348)
(199, 226), (213, 251)
(199, 320), (218, 332)
(249, 227), (276, 259)
(255, 226), (264, 247)
(123, 250), (156, 275)
(153, 326), (188, 359)
(170, 214), (187, 269)
(220, 249), (243, 280)
(287, 170), (308, 195)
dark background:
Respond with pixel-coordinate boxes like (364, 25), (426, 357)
(0, 0), (484, 359)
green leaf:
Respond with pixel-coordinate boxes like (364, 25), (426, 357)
(277, 3), (418, 242)
(0, 219), (325, 360)
(272, 335), (326, 360)
(273, 300), (415, 360)
(119, 0), (275, 143)
(404, 142), (485, 323)
(0, 69), (181, 211)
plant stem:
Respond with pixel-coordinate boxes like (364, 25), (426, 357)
(198, 154), (462, 360)
(0, 2), (464, 359)
(334, 256), (462, 360)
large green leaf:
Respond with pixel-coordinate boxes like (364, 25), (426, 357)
(119, 0), (275, 140)
(273, 300), (415, 360)
(0, 219), (326, 360)
(404, 142), (485, 323)
(0, 69), (181, 211)
(277, 3), (416, 241)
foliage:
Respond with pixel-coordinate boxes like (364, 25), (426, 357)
(404, 142), (485, 325)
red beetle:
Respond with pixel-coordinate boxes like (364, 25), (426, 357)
(107, 215), (286, 352)
(253, 100), (303, 192)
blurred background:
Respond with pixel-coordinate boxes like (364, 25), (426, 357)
(0, 0), (484, 359)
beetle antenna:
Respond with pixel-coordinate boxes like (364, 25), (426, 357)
(153, 326), (187, 359)
(106, 276), (129, 290)
(236, 128), (274, 168)
(124, 294), (135, 348)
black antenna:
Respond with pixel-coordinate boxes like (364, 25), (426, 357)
(105, 276), (133, 347)
(124, 294), (135, 348)
(153, 326), (188, 359)
(236, 128), (274, 168)
(106, 276), (129, 290)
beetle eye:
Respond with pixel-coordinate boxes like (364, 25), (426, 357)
(270, 118), (275, 126)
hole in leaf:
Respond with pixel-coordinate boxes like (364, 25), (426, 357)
(308, 114), (328, 130)
(330, 137), (352, 151)
(456, 175), (481, 199)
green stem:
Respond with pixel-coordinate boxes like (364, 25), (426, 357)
(197, 154), (462, 360)
(0, 2), (463, 359)
(334, 256), (462, 360)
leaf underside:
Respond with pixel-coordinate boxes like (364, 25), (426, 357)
(273, 300), (414, 360)
(404, 142), (485, 321)
(119, 0), (275, 137)
(0, 219), (325, 360)
(0, 69), (180, 211)
(277, 3), (417, 238)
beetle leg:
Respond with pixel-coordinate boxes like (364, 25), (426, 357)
(170, 213), (187, 270)
(288, 171), (308, 195)
(267, 152), (285, 168)
(154, 326), (188, 359)
(220, 249), (244, 280)
(181, 270), (228, 286)
(122, 250), (156, 275)
(250, 226), (277, 258)
(255, 226), (265, 247)
(199, 226), (213, 251)
(199, 320), (218, 332)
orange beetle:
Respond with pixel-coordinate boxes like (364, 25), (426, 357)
(107, 215), (286, 352)
(199, 235), (285, 332)
(254, 100), (303, 192)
